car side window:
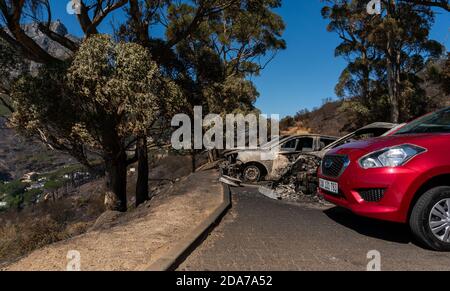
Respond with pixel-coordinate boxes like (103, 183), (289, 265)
(295, 138), (314, 152)
(320, 138), (335, 147)
(281, 139), (297, 151)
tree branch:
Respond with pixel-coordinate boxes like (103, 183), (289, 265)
(37, 23), (79, 52)
(0, 0), (61, 63)
(401, 0), (450, 11)
(91, 0), (128, 28)
(0, 94), (14, 113)
(77, 0), (128, 37)
(167, 0), (239, 48)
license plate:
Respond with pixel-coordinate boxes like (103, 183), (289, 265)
(319, 178), (339, 194)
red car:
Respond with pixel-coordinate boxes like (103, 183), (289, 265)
(318, 107), (450, 251)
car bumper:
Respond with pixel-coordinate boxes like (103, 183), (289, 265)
(318, 165), (419, 223)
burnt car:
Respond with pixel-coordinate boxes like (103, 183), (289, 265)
(272, 122), (398, 196)
(221, 134), (338, 183)
(221, 123), (398, 196)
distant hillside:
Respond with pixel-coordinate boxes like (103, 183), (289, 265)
(280, 100), (352, 137)
(0, 117), (76, 181)
(23, 20), (76, 59)
(281, 59), (449, 137)
(0, 21), (78, 181)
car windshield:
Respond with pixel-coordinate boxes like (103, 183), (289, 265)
(396, 108), (450, 135)
(260, 136), (289, 149)
(327, 129), (388, 149)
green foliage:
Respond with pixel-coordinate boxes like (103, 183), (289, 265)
(178, 0), (285, 114)
(0, 104), (9, 117)
(3, 1), (286, 211)
(0, 180), (27, 197)
(23, 189), (43, 206)
(0, 38), (26, 85)
(42, 164), (84, 181)
(69, 35), (184, 139)
(427, 53), (450, 96)
(323, 0), (445, 126)
(0, 39), (26, 113)
(119, 0), (286, 116)
(11, 35), (184, 165)
(0, 180), (44, 209)
(4, 195), (22, 210)
(10, 35), (186, 210)
(43, 180), (64, 191)
(0, 180), (27, 210)
(0, 164), (92, 211)
(202, 77), (259, 115)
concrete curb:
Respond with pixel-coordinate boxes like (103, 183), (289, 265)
(147, 183), (232, 271)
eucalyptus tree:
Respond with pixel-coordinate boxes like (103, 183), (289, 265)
(1, 0), (285, 208)
(323, 0), (444, 124)
(11, 35), (183, 211)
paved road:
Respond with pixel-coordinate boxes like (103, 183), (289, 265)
(179, 187), (450, 271)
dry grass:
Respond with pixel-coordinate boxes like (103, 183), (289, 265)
(281, 121), (310, 135)
(5, 170), (222, 271)
(0, 215), (70, 263)
(0, 186), (105, 266)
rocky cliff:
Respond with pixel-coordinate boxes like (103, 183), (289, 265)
(0, 21), (77, 181)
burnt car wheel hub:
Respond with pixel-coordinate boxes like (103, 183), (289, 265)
(244, 166), (260, 182)
(429, 198), (450, 243)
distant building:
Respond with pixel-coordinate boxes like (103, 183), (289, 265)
(21, 172), (38, 183)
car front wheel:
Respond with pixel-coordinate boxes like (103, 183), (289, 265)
(242, 164), (263, 183)
(410, 186), (450, 251)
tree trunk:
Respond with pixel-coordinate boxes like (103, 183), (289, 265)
(135, 136), (149, 207)
(386, 0), (400, 123)
(361, 47), (371, 108)
(104, 152), (128, 212)
(387, 62), (400, 123)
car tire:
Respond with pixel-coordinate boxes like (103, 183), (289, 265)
(409, 186), (450, 251)
(242, 164), (262, 183)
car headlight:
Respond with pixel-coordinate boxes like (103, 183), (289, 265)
(359, 144), (426, 169)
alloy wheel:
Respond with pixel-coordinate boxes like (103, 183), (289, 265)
(429, 198), (450, 243)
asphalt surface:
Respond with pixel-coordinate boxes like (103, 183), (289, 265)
(178, 187), (450, 271)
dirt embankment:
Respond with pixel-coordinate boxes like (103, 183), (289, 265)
(0, 154), (197, 267)
(4, 170), (223, 271)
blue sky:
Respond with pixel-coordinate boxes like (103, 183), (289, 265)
(51, 0), (449, 117)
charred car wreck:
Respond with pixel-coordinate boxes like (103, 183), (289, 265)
(221, 134), (337, 183)
(220, 123), (398, 200)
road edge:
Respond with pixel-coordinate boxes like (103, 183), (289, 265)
(147, 183), (232, 271)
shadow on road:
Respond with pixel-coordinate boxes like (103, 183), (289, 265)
(324, 207), (414, 245)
